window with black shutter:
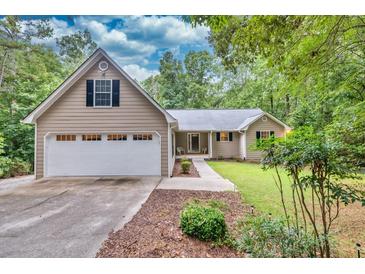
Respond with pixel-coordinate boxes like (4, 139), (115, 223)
(112, 80), (120, 106)
(86, 80), (94, 107)
(216, 132), (220, 141)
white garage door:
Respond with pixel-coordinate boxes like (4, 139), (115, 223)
(45, 132), (161, 177)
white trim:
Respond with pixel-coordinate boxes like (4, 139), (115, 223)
(187, 132), (200, 153)
(98, 61), (109, 72)
(260, 130), (271, 139)
(239, 112), (291, 131)
(34, 122), (37, 178)
(168, 125), (172, 177)
(43, 130), (162, 178)
(22, 48), (176, 124)
(93, 79), (112, 108)
(209, 131), (213, 158)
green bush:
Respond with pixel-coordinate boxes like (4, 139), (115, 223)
(0, 157), (31, 178)
(180, 201), (227, 241)
(181, 160), (191, 174)
(236, 215), (319, 258)
(181, 157), (189, 162)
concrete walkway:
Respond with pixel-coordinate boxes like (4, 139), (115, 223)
(0, 175), (35, 192)
(158, 159), (236, 191)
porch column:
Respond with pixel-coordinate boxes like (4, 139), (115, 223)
(209, 131), (213, 158)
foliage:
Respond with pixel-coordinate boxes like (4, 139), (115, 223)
(188, 16), (365, 165)
(0, 16), (97, 178)
(260, 126), (365, 257)
(207, 160), (365, 256)
(180, 200), (227, 241)
(56, 30), (97, 69)
(181, 160), (191, 174)
(236, 215), (319, 258)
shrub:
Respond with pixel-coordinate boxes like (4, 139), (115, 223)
(180, 157), (189, 162)
(0, 157), (31, 178)
(236, 215), (319, 258)
(181, 160), (191, 174)
(180, 201), (227, 241)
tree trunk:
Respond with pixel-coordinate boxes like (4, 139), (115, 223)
(0, 50), (9, 88)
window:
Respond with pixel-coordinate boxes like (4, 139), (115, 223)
(94, 79), (112, 107)
(56, 134), (76, 141)
(82, 134), (102, 141)
(133, 133), (153, 141)
(220, 132), (229, 142)
(256, 131), (275, 147)
(107, 134), (127, 141)
(260, 130), (270, 139)
(217, 132), (232, 142)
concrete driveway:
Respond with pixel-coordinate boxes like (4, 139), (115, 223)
(0, 176), (161, 257)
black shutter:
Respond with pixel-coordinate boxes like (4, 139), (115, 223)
(256, 131), (261, 140)
(112, 80), (120, 107)
(216, 132), (220, 141)
(229, 132), (233, 141)
(86, 80), (94, 107)
(270, 131), (275, 137)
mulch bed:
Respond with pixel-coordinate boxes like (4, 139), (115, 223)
(172, 159), (200, 177)
(96, 189), (249, 258)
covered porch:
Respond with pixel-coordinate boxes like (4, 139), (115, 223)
(174, 131), (213, 158)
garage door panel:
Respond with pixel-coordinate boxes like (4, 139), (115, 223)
(45, 133), (161, 176)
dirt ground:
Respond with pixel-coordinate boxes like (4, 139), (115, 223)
(172, 160), (200, 177)
(332, 202), (365, 257)
(96, 189), (250, 258)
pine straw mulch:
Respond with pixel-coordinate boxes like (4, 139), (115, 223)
(172, 159), (200, 177)
(96, 189), (250, 258)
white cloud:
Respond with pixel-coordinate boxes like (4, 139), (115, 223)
(26, 15), (210, 77)
(122, 64), (158, 82)
(123, 16), (209, 48)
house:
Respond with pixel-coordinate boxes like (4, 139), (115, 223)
(23, 48), (291, 179)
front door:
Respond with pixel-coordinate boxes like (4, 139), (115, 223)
(187, 133), (200, 153)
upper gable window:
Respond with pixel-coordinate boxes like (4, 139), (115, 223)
(94, 80), (112, 107)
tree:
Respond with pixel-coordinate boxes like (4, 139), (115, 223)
(141, 74), (161, 101)
(188, 16), (365, 164)
(0, 16), (66, 174)
(157, 51), (187, 108)
(260, 127), (365, 257)
(56, 30), (97, 70)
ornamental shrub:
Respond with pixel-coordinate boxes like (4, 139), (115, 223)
(181, 160), (191, 174)
(180, 201), (227, 241)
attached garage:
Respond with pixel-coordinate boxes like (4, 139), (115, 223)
(44, 132), (161, 177)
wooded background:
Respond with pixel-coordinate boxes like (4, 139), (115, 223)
(1, 15), (364, 177)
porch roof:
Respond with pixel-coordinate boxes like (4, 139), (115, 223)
(166, 108), (263, 131)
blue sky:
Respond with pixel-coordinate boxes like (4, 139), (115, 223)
(25, 16), (211, 81)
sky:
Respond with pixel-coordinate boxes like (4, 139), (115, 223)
(25, 16), (211, 81)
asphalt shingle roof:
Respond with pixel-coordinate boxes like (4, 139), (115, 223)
(166, 108), (264, 131)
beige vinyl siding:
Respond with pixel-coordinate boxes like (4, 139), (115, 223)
(212, 132), (240, 158)
(36, 57), (168, 178)
(245, 115), (285, 160)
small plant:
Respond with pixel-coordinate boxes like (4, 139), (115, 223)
(0, 157), (31, 178)
(236, 215), (319, 258)
(181, 160), (191, 174)
(180, 157), (189, 162)
(180, 201), (227, 241)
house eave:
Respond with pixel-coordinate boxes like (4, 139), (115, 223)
(22, 48), (176, 125)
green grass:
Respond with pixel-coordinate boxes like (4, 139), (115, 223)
(208, 160), (365, 257)
(207, 161), (365, 217)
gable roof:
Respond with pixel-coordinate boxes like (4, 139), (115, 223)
(167, 108), (291, 131)
(22, 48), (176, 124)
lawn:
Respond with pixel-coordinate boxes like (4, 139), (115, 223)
(207, 160), (365, 257)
